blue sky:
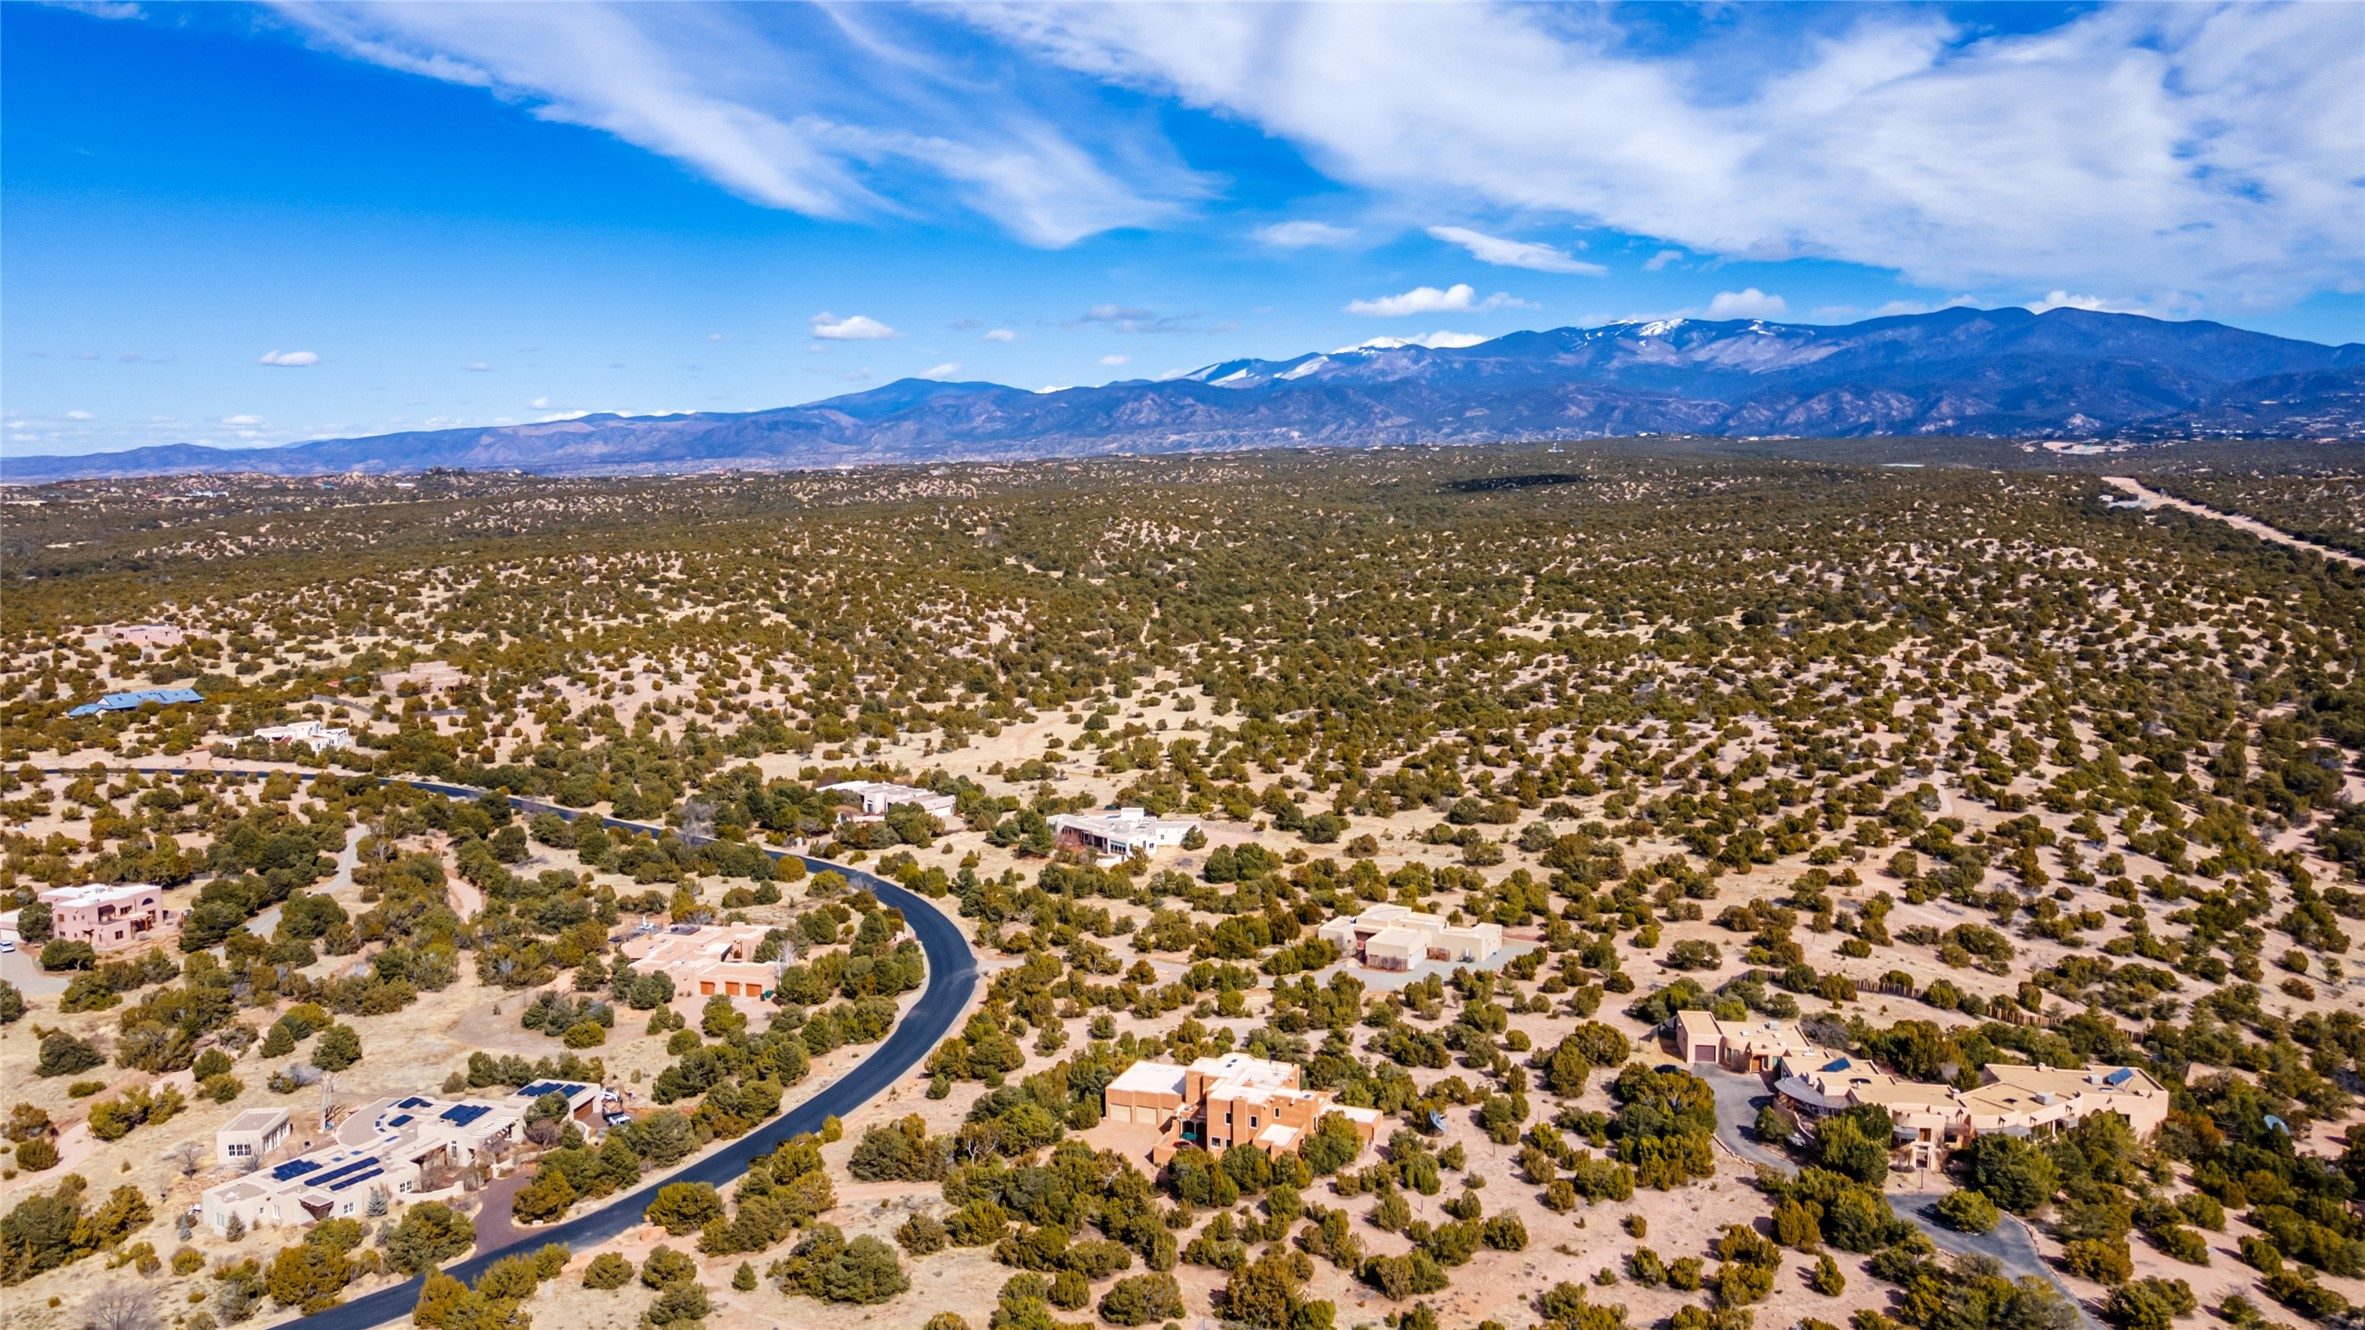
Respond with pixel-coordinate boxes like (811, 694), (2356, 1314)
(5, 1), (2361, 457)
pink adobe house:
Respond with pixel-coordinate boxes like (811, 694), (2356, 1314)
(41, 883), (181, 952)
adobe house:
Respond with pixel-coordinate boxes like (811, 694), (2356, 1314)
(40, 883), (181, 952)
(1104, 1052), (1382, 1165)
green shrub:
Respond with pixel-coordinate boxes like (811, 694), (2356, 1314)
(581, 1253), (633, 1290)
(1935, 1189), (2000, 1234)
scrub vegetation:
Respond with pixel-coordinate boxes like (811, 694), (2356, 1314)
(1, 438), (2360, 1330)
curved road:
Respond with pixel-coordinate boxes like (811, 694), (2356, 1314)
(35, 768), (981, 1329)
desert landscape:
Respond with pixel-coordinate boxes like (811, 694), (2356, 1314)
(0, 439), (2361, 1330)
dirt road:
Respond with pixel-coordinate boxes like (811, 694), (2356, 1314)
(2103, 476), (2365, 570)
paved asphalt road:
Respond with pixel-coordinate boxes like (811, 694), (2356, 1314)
(1894, 1193), (2103, 1330)
(1699, 1066), (1797, 1174)
(35, 768), (982, 1330)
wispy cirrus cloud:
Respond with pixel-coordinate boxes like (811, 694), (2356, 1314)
(269, 1), (1209, 247)
(1426, 225), (1603, 275)
(1257, 220), (1356, 247)
(966, 2), (2364, 306)
(1070, 303), (1232, 334)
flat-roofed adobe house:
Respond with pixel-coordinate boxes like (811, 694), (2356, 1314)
(108, 623), (185, 649)
(1773, 1055), (1969, 1171)
(253, 720), (352, 752)
(1958, 1063), (2170, 1139)
(1317, 904), (1502, 971)
(1674, 1010), (1723, 1066)
(1049, 808), (1201, 864)
(41, 883), (181, 952)
(379, 661), (465, 695)
(1667, 1012), (1817, 1074)
(822, 781), (957, 822)
(1104, 1053), (1382, 1165)
(1773, 1055), (2168, 1172)
(216, 1108), (291, 1167)
(618, 922), (780, 999)
(200, 1090), (539, 1233)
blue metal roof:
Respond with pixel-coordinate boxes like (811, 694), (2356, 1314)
(67, 687), (204, 717)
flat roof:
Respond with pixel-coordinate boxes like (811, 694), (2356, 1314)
(1108, 1062), (1188, 1097)
(40, 882), (161, 905)
(222, 1108), (290, 1134)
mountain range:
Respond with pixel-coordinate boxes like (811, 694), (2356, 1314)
(8, 306), (2361, 481)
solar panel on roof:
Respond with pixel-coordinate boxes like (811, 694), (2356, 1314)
(398, 1096), (432, 1109)
(305, 1158), (379, 1190)
(271, 1159), (322, 1182)
(386, 1115), (412, 1127)
(2102, 1067), (2134, 1086)
(327, 1166), (383, 1193)
(440, 1104), (491, 1127)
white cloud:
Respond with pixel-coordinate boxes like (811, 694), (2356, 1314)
(1811, 295), (1980, 321)
(1072, 304), (1229, 334)
(970, 4), (2365, 307)
(918, 362), (963, 379)
(1426, 225), (1603, 275)
(1345, 283), (1527, 317)
(464, 361), (491, 372)
(809, 312), (901, 340)
(1257, 220), (1357, 247)
(1704, 288), (1789, 319)
(2025, 290), (2149, 315)
(256, 349), (319, 367)
(221, 414), (265, 426)
(1098, 353), (1130, 365)
(1643, 249), (1684, 272)
(530, 396), (552, 409)
(983, 328), (1019, 342)
(269, 2), (1207, 247)
(1343, 330), (1491, 351)
(66, 410), (94, 421)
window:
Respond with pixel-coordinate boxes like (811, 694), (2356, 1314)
(228, 1143), (251, 1157)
